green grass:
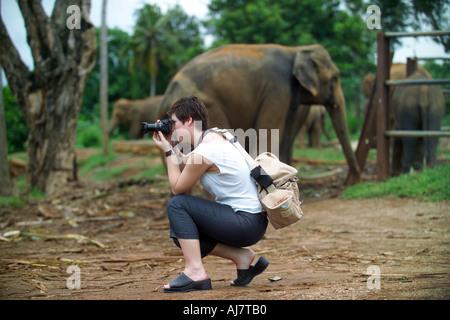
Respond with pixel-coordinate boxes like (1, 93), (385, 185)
(1, 146), (165, 207)
(133, 163), (166, 179)
(341, 164), (450, 202)
(78, 151), (117, 175)
(293, 143), (346, 162)
(0, 188), (46, 208)
(82, 154), (166, 182)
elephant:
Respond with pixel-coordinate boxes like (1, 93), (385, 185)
(362, 63), (445, 175)
(296, 105), (330, 148)
(109, 95), (163, 139)
(158, 44), (361, 184)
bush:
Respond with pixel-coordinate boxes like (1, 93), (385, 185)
(76, 122), (103, 148)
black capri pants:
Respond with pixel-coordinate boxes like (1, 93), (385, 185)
(167, 194), (268, 257)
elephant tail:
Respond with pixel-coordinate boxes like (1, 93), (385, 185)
(418, 85), (430, 161)
(419, 85), (429, 131)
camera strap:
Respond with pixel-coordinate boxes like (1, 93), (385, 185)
(197, 129), (212, 147)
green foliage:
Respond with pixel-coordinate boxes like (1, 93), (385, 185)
(371, 0), (450, 50)
(341, 164), (450, 201)
(76, 121), (103, 148)
(125, 4), (204, 96)
(206, 0), (377, 122)
(3, 86), (27, 153)
(4, 0), (449, 168)
(0, 188), (46, 208)
(81, 4), (205, 126)
(82, 27), (151, 122)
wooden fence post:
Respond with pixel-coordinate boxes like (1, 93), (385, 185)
(406, 57), (418, 77)
(376, 32), (391, 181)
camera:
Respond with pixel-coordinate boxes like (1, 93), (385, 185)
(142, 119), (173, 134)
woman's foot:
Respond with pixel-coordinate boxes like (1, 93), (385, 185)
(163, 272), (212, 293)
(231, 256), (270, 287)
(234, 248), (255, 270)
(230, 249), (256, 285)
(164, 266), (208, 290)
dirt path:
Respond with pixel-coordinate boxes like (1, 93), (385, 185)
(1, 144), (449, 300)
(1, 177), (448, 300)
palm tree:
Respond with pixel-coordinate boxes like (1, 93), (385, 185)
(126, 4), (204, 97)
(128, 4), (168, 97)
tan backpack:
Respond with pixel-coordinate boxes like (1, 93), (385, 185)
(210, 128), (304, 229)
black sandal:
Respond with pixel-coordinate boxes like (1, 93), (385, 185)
(164, 273), (212, 293)
(231, 256), (270, 287)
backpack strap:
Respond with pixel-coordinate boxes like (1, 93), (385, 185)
(209, 128), (277, 193)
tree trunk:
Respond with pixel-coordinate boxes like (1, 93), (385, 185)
(0, 0), (12, 197)
(0, 65), (12, 197)
(100, 0), (109, 156)
(0, 0), (96, 195)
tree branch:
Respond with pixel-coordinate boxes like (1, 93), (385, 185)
(17, 0), (66, 81)
(0, 16), (31, 117)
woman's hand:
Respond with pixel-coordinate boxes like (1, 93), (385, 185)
(152, 120), (172, 153)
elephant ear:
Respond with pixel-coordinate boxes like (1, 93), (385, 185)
(293, 50), (320, 97)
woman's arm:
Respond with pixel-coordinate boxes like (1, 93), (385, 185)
(166, 152), (209, 195)
(154, 131), (210, 195)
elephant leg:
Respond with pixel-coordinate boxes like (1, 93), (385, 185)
(397, 108), (422, 173)
(425, 137), (439, 168)
(412, 138), (425, 171)
(310, 119), (322, 148)
(282, 104), (310, 164)
(425, 115), (442, 168)
(255, 92), (295, 162)
(391, 136), (403, 176)
(296, 126), (306, 148)
(401, 137), (420, 173)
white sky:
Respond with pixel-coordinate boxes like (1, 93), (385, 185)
(1, 0), (449, 84)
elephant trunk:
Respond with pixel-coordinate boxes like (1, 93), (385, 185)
(109, 115), (117, 136)
(327, 91), (362, 185)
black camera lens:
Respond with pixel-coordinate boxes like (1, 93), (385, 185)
(142, 119), (173, 134)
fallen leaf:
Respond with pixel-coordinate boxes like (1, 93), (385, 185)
(38, 204), (62, 219)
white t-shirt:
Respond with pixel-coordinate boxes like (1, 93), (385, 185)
(192, 141), (263, 213)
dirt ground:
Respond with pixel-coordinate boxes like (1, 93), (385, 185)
(0, 145), (449, 301)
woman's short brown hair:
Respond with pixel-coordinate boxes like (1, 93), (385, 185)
(167, 95), (210, 130)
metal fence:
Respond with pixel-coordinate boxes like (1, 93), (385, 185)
(351, 30), (450, 183)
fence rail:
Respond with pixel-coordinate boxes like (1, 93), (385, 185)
(385, 79), (450, 86)
(385, 30), (450, 38)
(384, 130), (450, 138)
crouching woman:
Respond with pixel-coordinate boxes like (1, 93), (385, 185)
(153, 95), (269, 293)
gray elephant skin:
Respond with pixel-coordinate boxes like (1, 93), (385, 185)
(362, 63), (445, 175)
(158, 44), (361, 185)
(296, 105), (330, 148)
(109, 95), (163, 139)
